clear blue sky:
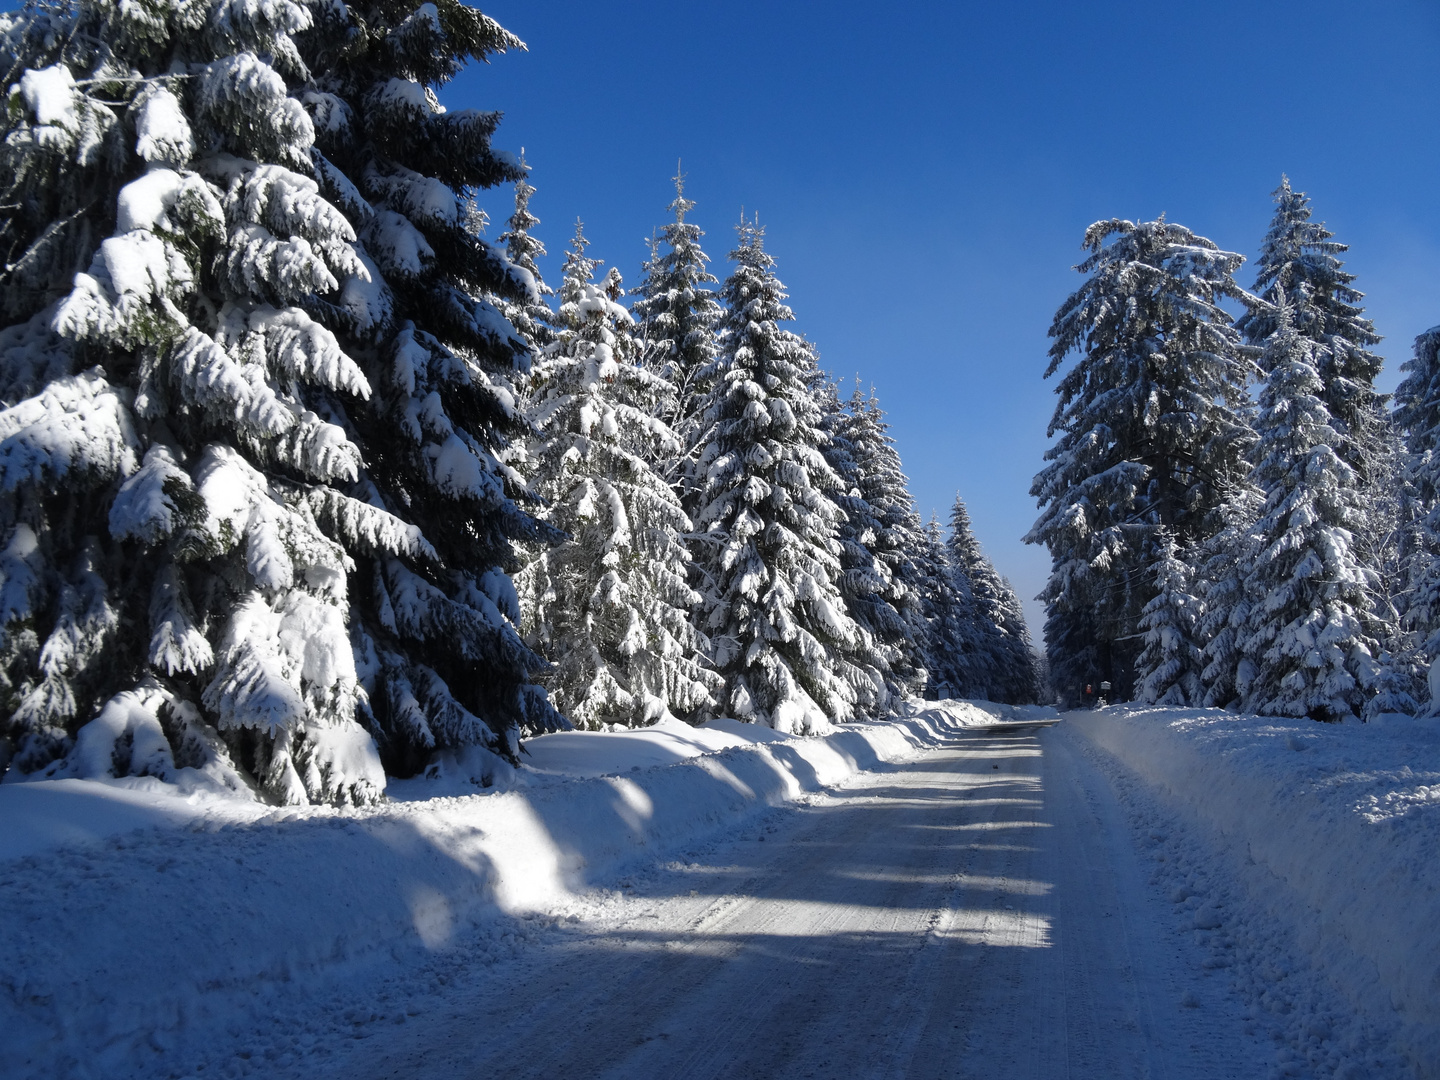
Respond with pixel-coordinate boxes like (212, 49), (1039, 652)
(449, 0), (1440, 644)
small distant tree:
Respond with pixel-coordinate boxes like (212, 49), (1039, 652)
(497, 152), (556, 353)
(949, 496), (1037, 703)
(915, 516), (978, 700)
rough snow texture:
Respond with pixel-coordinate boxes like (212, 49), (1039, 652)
(0, 700), (1013, 1079)
(1075, 706), (1440, 1075)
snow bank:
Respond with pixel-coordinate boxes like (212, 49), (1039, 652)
(0, 700), (1032, 1079)
(1072, 706), (1440, 1073)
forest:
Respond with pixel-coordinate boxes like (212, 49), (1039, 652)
(0, 0), (1037, 805)
(1033, 195), (1440, 720)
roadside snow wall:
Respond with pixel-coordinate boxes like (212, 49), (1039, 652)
(0, 701), (1019, 1079)
(1073, 707), (1440, 1073)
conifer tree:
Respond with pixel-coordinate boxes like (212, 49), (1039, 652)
(1028, 218), (1256, 701)
(1134, 532), (1205, 706)
(1238, 178), (1387, 485)
(1390, 325), (1440, 711)
(0, 0), (567, 800)
(948, 495), (1037, 703)
(0, 0), (406, 801)
(296, 0), (567, 781)
(992, 576), (1040, 704)
(1193, 487), (1262, 709)
(517, 226), (718, 727)
(632, 168), (722, 500)
(692, 218), (858, 732)
(818, 380), (894, 717)
(1237, 293), (1380, 721)
(845, 384), (930, 698)
(497, 152), (555, 353)
(915, 515), (976, 699)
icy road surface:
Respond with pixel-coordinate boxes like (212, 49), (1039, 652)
(302, 723), (1280, 1080)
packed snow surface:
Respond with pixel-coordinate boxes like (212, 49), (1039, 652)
(1, 701), (1435, 1079)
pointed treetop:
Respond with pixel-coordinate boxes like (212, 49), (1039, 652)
(670, 161), (694, 224)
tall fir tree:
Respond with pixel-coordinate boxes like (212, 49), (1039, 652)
(1236, 292), (1380, 721)
(1390, 325), (1440, 711)
(0, 0), (427, 801)
(517, 226), (718, 728)
(0, 0), (575, 800)
(818, 380), (895, 717)
(632, 168), (722, 503)
(497, 151), (555, 354)
(692, 218), (858, 732)
(1028, 217), (1256, 703)
(1237, 177), (1387, 485)
(297, 0), (568, 782)
(1134, 531), (1205, 706)
(844, 384), (931, 698)
(915, 515), (977, 699)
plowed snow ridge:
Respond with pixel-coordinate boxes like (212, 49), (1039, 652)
(0, 702), (1434, 1079)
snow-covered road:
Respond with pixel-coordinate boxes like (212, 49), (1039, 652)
(297, 723), (1275, 1080)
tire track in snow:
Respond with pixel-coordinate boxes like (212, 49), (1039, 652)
(300, 724), (1277, 1080)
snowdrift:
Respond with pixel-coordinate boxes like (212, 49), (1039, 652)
(1074, 706), (1440, 1072)
(0, 701), (1023, 1079)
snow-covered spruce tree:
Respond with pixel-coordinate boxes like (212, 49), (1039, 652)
(1237, 292), (1381, 722)
(0, 0), (416, 802)
(915, 515), (978, 699)
(1388, 325), (1440, 711)
(296, 2), (568, 781)
(632, 168), (722, 502)
(844, 384), (930, 698)
(517, 225), (718, 728)
(692, 218), (859, 732)
(1193, 485), (1262, 709)
(1237, 178), (1402, 671)
(991, 576), (1040, 704)
(948, 495), (1037, 704)
(497, 151), (555, 354)
(1238, 177), (1387, 486)
(1134, 531), (1205, 706)
(818, 379), (895, 717)
(1027, 218), (1256, 701)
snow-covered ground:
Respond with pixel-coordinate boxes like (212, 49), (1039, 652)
(0, 702), (1004, 1078)
(1073, 705), (1440, 1077)
(1, 702), (1435, 1079)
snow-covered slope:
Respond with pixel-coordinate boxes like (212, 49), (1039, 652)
(0, 701), (1015, 1079)
(1073, 706), (1440, 1073)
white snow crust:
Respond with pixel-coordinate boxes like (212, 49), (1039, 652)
(1075, 706), (1440, 1073)
(0, 702), (1010, 1078)
(4, 701), (1435, 1078)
